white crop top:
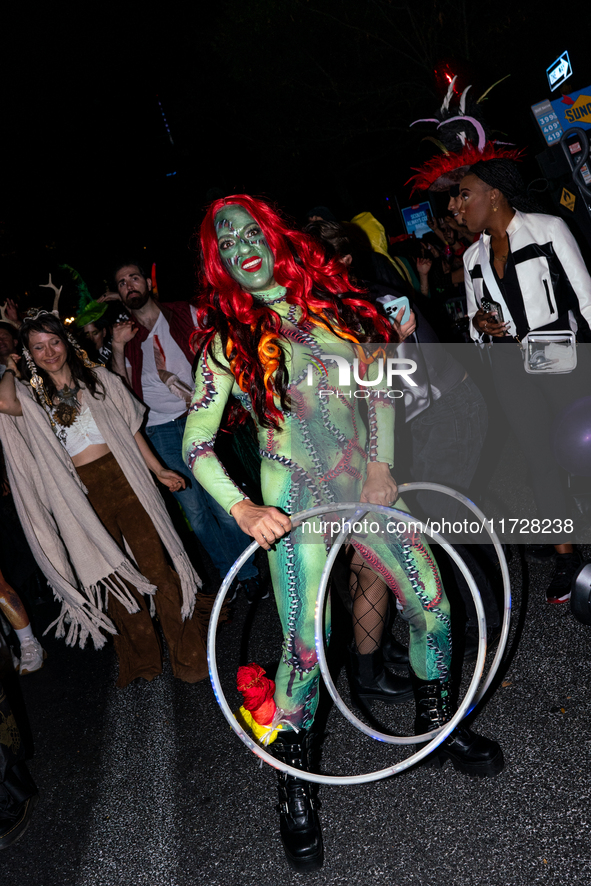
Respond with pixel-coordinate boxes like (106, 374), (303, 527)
(60, 403), (106, 457)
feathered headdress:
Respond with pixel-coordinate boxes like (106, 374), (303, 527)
(406, 75), (524, 193)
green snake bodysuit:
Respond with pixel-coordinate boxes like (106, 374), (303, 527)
(183, 286), (451, 730)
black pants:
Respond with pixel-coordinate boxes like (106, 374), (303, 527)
(491, 343), (591, 543)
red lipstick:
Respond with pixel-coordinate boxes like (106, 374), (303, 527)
(241, 256), (262, 273)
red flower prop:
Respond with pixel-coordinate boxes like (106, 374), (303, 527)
(237, 663), (277, 727)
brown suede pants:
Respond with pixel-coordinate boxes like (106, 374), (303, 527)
(76, 452), (210, 688)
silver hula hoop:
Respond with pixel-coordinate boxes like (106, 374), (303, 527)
(207, 483), (510, 786)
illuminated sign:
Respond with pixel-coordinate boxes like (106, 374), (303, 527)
(551, 85), (591, 133)
(401, 202), (432, 238)
(546, 51), (572, 93)
(531, 99), (563, 145)
(564, 95), (591, 126)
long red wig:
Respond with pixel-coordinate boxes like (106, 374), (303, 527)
(196, 195), (395, 428)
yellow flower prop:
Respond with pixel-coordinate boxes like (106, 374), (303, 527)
(235, 706), (283, 746)
(235, 663), (287, 747)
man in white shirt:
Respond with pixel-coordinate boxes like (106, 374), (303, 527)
(110, 263), (260, 596)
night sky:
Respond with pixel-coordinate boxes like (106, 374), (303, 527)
(2, 2), (589, 315)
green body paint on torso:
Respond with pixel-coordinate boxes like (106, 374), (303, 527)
(183, 287), (396, 516)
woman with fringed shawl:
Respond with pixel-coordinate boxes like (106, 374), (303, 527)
(0, 310), (209, 688)
(183, 195), (502, 872)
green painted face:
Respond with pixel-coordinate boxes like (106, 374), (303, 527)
(215, 205), (276, 292)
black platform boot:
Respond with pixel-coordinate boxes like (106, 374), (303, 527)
(348, 645), (413, 706)
(411, 671), (504, 777)
(270, 729), (324, 872)
(381, 631), (410, 668)
(381, 602), (409, 668)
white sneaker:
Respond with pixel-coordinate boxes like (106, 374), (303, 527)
(19, 638), (46, 675)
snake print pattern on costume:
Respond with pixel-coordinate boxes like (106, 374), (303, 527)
(183, 288), (451, 728)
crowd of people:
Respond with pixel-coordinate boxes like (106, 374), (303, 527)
(0, 157), (590, 870)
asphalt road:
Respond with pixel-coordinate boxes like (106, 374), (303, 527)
(3, 427), (591, 886)
(2, 532), (591, 886)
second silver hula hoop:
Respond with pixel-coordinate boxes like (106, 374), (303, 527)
(207, 482), (510, 785)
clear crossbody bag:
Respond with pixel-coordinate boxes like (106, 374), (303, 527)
(521, 330), (577, 374)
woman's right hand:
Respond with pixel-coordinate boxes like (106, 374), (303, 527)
(0, 354), (24, 415)
(7, 354), (21, 379)
(473, 308), (509, 337)
(230, 500), (292, 550)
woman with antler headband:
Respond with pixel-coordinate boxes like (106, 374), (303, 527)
(0, 306), (211, 689)
(183, 195), (503, 873)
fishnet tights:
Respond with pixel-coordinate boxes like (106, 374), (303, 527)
(348, 548), (390, 655)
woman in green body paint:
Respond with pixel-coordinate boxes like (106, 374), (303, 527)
(183, 196), (503, 873)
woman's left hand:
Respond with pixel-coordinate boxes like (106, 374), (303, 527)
(360, 461), (398, 507)
(157, 469), (186, 492)
(393, 308), (417, 341)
